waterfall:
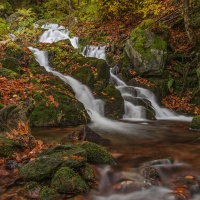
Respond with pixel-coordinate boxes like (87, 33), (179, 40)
(82, 45), (106, 60)
(29, 23), (192, 122)
(110, 68), (192, 121)
(28, 47), (104, 122)
(39, 23), (79, 49)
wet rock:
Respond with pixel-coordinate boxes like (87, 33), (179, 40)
(81, 142), (116, 165)
(51, 167), (89, 194)
(19, 156), (62, 181)
(146, 158), (174, 166)
(190, 115), (200, 131)
(61, 125), (110, 145)
(142, 166), (160, 186)
(4, 160), (18, 170)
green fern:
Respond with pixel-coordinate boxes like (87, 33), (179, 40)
(167, 78), (174, 91)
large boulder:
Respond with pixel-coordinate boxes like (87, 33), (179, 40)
(124, 26), (167, 76)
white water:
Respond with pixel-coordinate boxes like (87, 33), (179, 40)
(39, 23), (79, 49)
(82, 45), (106, 60)
(110, 68), (192, 121)
(28, 47), (105, 122)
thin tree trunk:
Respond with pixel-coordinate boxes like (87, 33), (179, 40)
(183, 0), (197, 45)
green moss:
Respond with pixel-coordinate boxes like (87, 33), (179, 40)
(81, 142), (116, 165)
(39, 186), (56, 200)
(51, 167), (89, 194)
(0, 135), (20, 157)
(71, 66), (95, 88)
(130, 27), (166, 59)
(0, 18), (8, 37)
(190, 115), (200, 130)
(0, 67), (19, 79)
(24, 181), (40, 191)
(0, 102), (3, 109)
(1, 57), (21, 73)
(19, 156), (62, 181)
(80, 163), (95, 182)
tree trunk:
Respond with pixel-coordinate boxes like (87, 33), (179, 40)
(183, 0), (197, 45)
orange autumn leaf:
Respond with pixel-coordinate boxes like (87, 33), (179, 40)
(63, 156), (69, 160)
(71, 155), (84, 160)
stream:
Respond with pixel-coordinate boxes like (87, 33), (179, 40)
(32, 120), (200, 200)
(27, 23), (200, 199)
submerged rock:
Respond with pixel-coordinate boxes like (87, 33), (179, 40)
(51, 167), (89, 194)
(190, 115), (200, 130)
(61, 125), (110, 145)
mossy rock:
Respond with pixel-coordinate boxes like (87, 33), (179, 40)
(30, 90), (88, 126)
(80, 163), (95, 182)
(81, 142), (116, 165)
(39, 186), (56, 200)
(102, 83), (124, 119)
(51, 167), (89, 194)
(19, 156), (62, 181)
(38, 144), (87, 169)
(0, 134), (21, 157)
(190, 115), (200, 130)
(1, 57), (21, 73)
(24, 181), (41, 199)
(0, 67), (19, 79)
(124, 20), (167, 76)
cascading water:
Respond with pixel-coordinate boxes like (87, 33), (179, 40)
(39, 23), (79, 49)
(82, 45), (106, 60)
(28, 47), (104, 122)
(30, 23), (192, 123)
(110, 68), (192, 121)
(27, 23), (197, 200)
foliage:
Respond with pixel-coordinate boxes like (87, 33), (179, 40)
(42, 0), (70, 19)
(167, 78), (174, 91)
(0, 18), (8, 37)
(98, 0), (136, 20)
(78, 3), (100, 22)
(137, 0), (164, 18)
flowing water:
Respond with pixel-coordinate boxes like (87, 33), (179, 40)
(28, 24), (200, 199)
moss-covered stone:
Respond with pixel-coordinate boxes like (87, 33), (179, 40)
(190, 115), (200, 130)
(51, 167), (89, 194)
(124, 20), (167, 76)
(81, 142), (116, 165)
(0, 134), (21, 157)
(19, 156), (62, 181)
(38, 144), (87, 168)
(80, 163), (95, 182)
(24, 181), (41, 199)
(0, 67), (19, 79)
(39, 186), (56, 200)
(102, 83), (124, 119)
(1, 57), (21, 73)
